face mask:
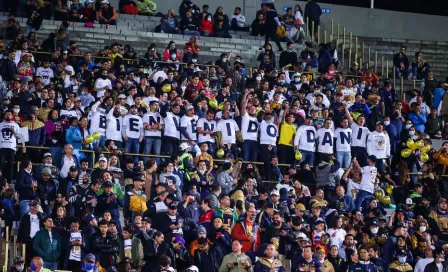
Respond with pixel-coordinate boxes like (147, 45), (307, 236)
(208, 18), (212, 21)
(384, 121), (390, 126)
(278, 80), (285, 84)
(360, 84), (366, 89)
(171, 54), (176, 59)
(405, 124), (412, 129)
(52, 139), (58, 144)
(295, 78), (300, 83)
(371, 228), (378, 234)
(30, 263), (37, 271)
(85, 263), (95, 270)
(288, 49), (293, 52)
(222, 58), (228, 62)
(256, 76), (262, 81)
(419, 226), (426, 232)
(101, 75), (107, 80)
(409, 131), (415, 136)
(15, 266), (24, 272)
(328, 83), (334, 90)
(439, 258), (445, 262)
(13, 108), (20, 113)
(192, 59), (197, 63)
(398, 257), (407, 264)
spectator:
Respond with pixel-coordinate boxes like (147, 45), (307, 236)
(279, 42), (298, 70)
(54, 0), (69, 21)
(250, 12), (266, 37)
(213, 7), (231, 38)
(393, 46), (410, 78)
(180, 11), (200, 36)
(183, 36), (200, 63)
(231, 7), (248, 31)
(407, 103), (427, 133)
(160, 9), (181, 34)
(412, 52), (431, 80)
(200, 14), (214, 36)
(291, 5), (305, 43)
(304, 0), (322, 41)
(32, 216), (61, 270)
(135, 0), (156, 15)
(300, 41), (318, 69)
(117, 225), (145, 270)
(257, 43), (276, 71)
(179, 0), (200, 19)
(1, 13), (21, 41)
(423, 71), (438, 107)
(263, 3), (284, 51)
(98, 0), (117, 25)
(56, 21), (70, 51)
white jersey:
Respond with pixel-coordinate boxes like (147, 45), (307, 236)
(89, 102), (107, 135)
(294, 125), (316, 152)
(316, 128), (334, 153)
(59, 108), (78, 119)
(351, 123), (370, 148)
(122, 114), (143, 139)
(338, 87), (357, 107)
(180, 115), (198, 141)
(142, 96), (158, 105)
(241, 113), (259, 141)
(259, 120), (278, 146)
(367, 131), (390, 159)
(35, 67), (54, 86)
(0, 121), (21, 150)
(217, 119), (239, 144)
(142, 111), (164, 138)
(105, 110), (123, 141)
(94, 78), (112, 98)
(197, 118), (216, 143)
(334, 127), (352, 152)
(360, 165), (377, 193)
(164, 112), (181, 139)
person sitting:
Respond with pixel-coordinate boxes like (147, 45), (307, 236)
(159, 9), (181, 34)
(213, 6), (231, 38)
(411, 52), (430, 80)
(250, 12), (266, 37)
(230, 7), (249, 31)
(179, 11), (200, 36)
(182, 36), (200, 63)
(200, 14), (214, 36)
(135, 0), (156, 15)
(98, 0), (117, 25)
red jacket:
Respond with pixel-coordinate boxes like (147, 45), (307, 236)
(200, 19), (214, 34)
(183, 42), (200, 55)
(163, 49), (181, 62)
(231, 219), (261, 253)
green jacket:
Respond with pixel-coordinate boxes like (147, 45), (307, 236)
(117, 236), (145, 269)
(32, 229), (61, 262)
(219, 253), (253, 272)
(97, 183), (124, 200)
(135, 0), (156, 13)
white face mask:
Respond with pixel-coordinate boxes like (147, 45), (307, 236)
(52, 139), (58, 143)
(208, 18), (212, 21)
(405, 124), (412, 129)
(409, 131), (415, 136)
(15, 266), (24, 272)
(371, 228), (378, 234)
(171, 54), (176, 59)
(192, 59), (197, 63)
(13, 108), (20, 113)
(256, 76), (261, 81)
(419, 226), (426, 232)
(222, 58), (228, 62)
(384, 121), (390, 126)
(295, 78), (300, 83)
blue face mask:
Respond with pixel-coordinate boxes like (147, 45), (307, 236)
(85, 263), (95, 270)
(30, 263), (37, 271)
(398, 257), (407, 264)
(328, 83), (334, 90)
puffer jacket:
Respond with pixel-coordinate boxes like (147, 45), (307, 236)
(91, 233), (118, 269)
(32, 229), (62, 262)
(65, 126), (83, 150)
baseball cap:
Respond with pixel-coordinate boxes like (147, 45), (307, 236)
(85, 253), (96, 263)
(173, 236), (185, 247)
(312, 202), (323, 209)
(85, 213), (96, 222)
(98, 156), (107, 162)
(367, 155), (377, 162)
(180, 142), (189, 150)
(396, 249), (407, 256)
(43, 152), (52, 158)
(315, 218), (325, 225)
(118, 93), (126, 99)
(69, 166), (78, 172)
(168, 202), (178, 210)
(142, 217), (152, 223)
(370, 220), (379, 226)
(270, 190), (280, 196)
(14, 257), (24, 264)
(439, 198), (447, 204)
(186, 104), (195, 111)
(296, 203), (306, 211)
(405, 198), (413, 205)
(103, 181), (113, 187)
(186, 266), (199, 272)
(29, 200), (39, 206)
(41, 167), (51, 176)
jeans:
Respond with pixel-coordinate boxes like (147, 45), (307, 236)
(19, 200), (31, 219)
(44, 261), (58, 270)
(259, 144), (277, 165)
(144, 137), (162, 163)
(395, 67), (409, 78)
(183, 29), (200, 36)
(93, 135), (106, 149)
(160, 22), (181, 34)
(202, 30), (211, 36)
(27, 26), (37, 36)
(302, 57), (319, 69)
(125, 138), (140, 163)
(242, 140), (259, 162)
(336, 151), (351, 169)
(351, 146), (367, 167)
(375, 158), (386, 173)
(354, 190), (373, 211)
(0, 148), (15, 183)
(300, 150), (315, 166)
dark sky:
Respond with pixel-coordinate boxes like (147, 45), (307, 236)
(316, 0), (448, 16)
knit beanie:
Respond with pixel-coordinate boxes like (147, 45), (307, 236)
(197, 225), (207, 236)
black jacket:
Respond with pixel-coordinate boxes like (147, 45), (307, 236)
(424, 261), (448, 272)
(279, 50), (298, 69)
(17, 212), (44, 243)
(194, 245), (224, 272)
(304, 0), (322, 22)
(0, 58), (16, 82)
(90, 233), (118, 269)
(179, 17), (199, 31)
(15, 170), (38, 201)
(166, 245), (191, 270)
(262, 223), (295, 256)
(178, 0), (200, 18)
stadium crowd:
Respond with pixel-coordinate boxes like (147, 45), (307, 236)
(0, 0), (448, 272)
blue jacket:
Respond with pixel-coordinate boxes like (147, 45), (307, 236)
(332, 194), (355, 214)
(350, 102), (371, 116)
(66, 126), (83, 150)
(407, 112), (427, 133)
(178, 202), (200, 234)
(15, 170), (37, 201)
(2, 198), (18, 221)
(385, 123), (398, 154)
(347, 262), (379, 272)
(97, 191), (123, 217)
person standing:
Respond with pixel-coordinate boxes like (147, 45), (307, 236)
(219, 240), (253, 272)
(0, 110), (22, 183)
(263, 3), (284, 52)
(304, 0), (321, 41)
(32, 216), (62, 270)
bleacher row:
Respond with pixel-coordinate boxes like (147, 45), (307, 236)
(2, 12), (448, 92)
